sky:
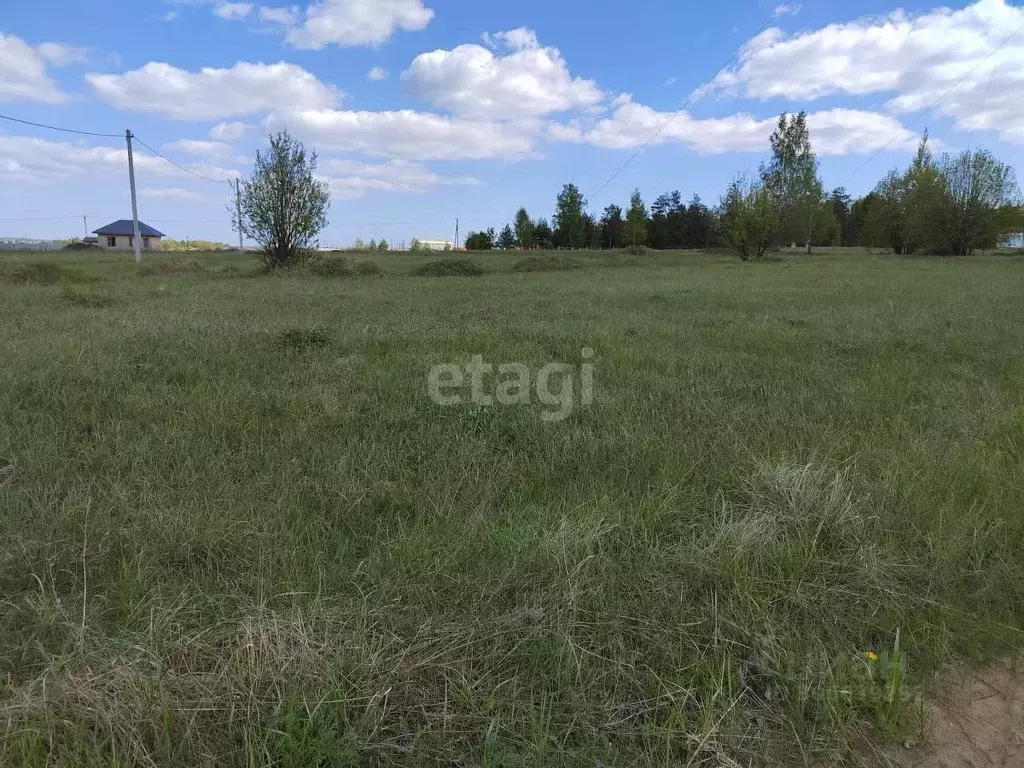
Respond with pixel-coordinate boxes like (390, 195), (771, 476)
(1, 0), (1023, 245)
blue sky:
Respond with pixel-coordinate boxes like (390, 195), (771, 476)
(1, 0), (1022, 244)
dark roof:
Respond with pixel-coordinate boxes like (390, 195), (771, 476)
(92, 220), (165, 237)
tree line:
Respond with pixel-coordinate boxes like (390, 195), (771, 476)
(464, 113), (1023, 259)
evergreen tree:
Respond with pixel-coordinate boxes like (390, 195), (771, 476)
(497, 224), (516, 250)
(600, 204), (623, 248)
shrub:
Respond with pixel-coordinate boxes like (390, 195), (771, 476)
(138, 257), (207, 277)
(412, 259), (484, 277)
(513, 255), (577, 273)
(305, 255), (351, 277)
(353, 260), (382, 276)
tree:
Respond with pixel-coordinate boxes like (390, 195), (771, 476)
(554, 183), (585, 248)
(464, 228), (495, 251)
(830, 187), (853, 246)
(533, 217), (555, 249)
(409, 238), (423, 252)
(600, 204), (623, 248)
(760, 112), (822, 252)
(624, 189), (649, 248)
(933, 149), (1019, 255)
(721, 174), (778, 261)
(377, 239), (389, 251)
(514, 208), (534, 249)
(354, 237), (366, 249)
(497, 224), (516, 250)
(237, 130), (329, 269)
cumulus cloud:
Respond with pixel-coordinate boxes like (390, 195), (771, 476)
(0, 33), (71, 104)
(703, 0), (1024, 143)
(214, 2), (253, 19)
(210, 121), (247, 140)
(550, 98), (921, 155)
(36, 42), (88, 66)
(367, 66), (389, 81)
(320, 157), (479, 198)
(164, 139), (234, 159)
(0, 135), (239, 182)
(285, 0), (434, 49)
(86, 61), (341, 120)
(270, 108), (538, 160)
(401, 27), (603, 119)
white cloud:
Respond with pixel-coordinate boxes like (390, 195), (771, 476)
(320, 157), (479, 198)
(140, 187), (209, 202)
(401, 28), (603, 119)
(36, 42), (88, 66)
(210, 121), (247, 140)
(551, 98), (921, 156)
(773, 4), (801, 17)
(86, 61), (341, 120)
(214, 2), (253, 20)
(270, 108), (538, 160)
(259, 5), (299, 24)
(164, 139), (234, 159)
(368, 66), (389, 81)
(664, 76), (677, 87)
(704, 0), (1024, 144)
(0, 33), (70, 104)
(285, 0), (434, 49)
(0, 135), (239, 183)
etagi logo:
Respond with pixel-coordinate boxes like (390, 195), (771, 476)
(427, 349), (595, 422)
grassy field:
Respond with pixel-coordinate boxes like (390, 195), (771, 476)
(1, 247), (1023, 766)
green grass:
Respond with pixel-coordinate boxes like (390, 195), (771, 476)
(1, 247), (1023, 766)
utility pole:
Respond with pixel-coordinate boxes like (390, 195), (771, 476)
(455, 218), (459, 250)
(235, 178), (244, 251)
(82, 215), (88, 239)
(125, 129), (142, 264)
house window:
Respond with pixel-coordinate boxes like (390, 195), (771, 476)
(143, 237), (151, 250)
(106, 236), (116, 247)
(128, 237), (133, 247)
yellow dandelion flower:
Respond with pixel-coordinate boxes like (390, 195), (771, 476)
(866, 651), (879, 662)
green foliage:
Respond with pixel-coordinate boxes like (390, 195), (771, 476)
(497, 224), (516, 250)
(532, 217), (554, 250)
(624, 188), (648, 247)
(600, 204), (623, 248)
(761, 111), (823, 250)
(138, 256), (208, 277)
(306, 254), (351, 276)
(464, 228), (495, 251)
(513, 207), (534, 249)
(722, 174), (779, 261)
(237, 130), (330, 269)
(0, 262), (82, 285)
(412, 258), (484, 276)
(553, 183), (585, 248)
(377, 239), (389, 252)
(162, 238), (233, 252)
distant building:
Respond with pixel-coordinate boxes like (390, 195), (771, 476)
(92, 220), (165, 251)
(414, 239), (454, 252)
(82, 236), (99, 247)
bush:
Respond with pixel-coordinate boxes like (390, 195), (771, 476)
(412, 259), (484, 277)
(138, 257), (207, 277)
(306, 255), (351, 277)
(513, 255), (578, 273)
(353, 260), (382, 276)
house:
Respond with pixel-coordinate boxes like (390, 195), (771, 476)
(92, 220), (165, 251)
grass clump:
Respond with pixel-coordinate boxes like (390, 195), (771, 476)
(138, 257), (207, 277)
(353, 260), (382, 276)
(0, 262), (82, 286)
(305, 254), (351, 277)
(412, 258), (484, 277)
(512, 254), (578, 272)
(278, 327), (330, 349)
(61, 288), (116, 308)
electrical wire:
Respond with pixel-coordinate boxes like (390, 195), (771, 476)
(130, 134), (234, 184)
(584, 13), (778, 205)
(0, 112), (123, 139)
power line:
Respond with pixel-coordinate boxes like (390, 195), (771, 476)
(130, 134), (233, 184)
(585, 13), (777, 205)
(0, 112), (122, 139)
